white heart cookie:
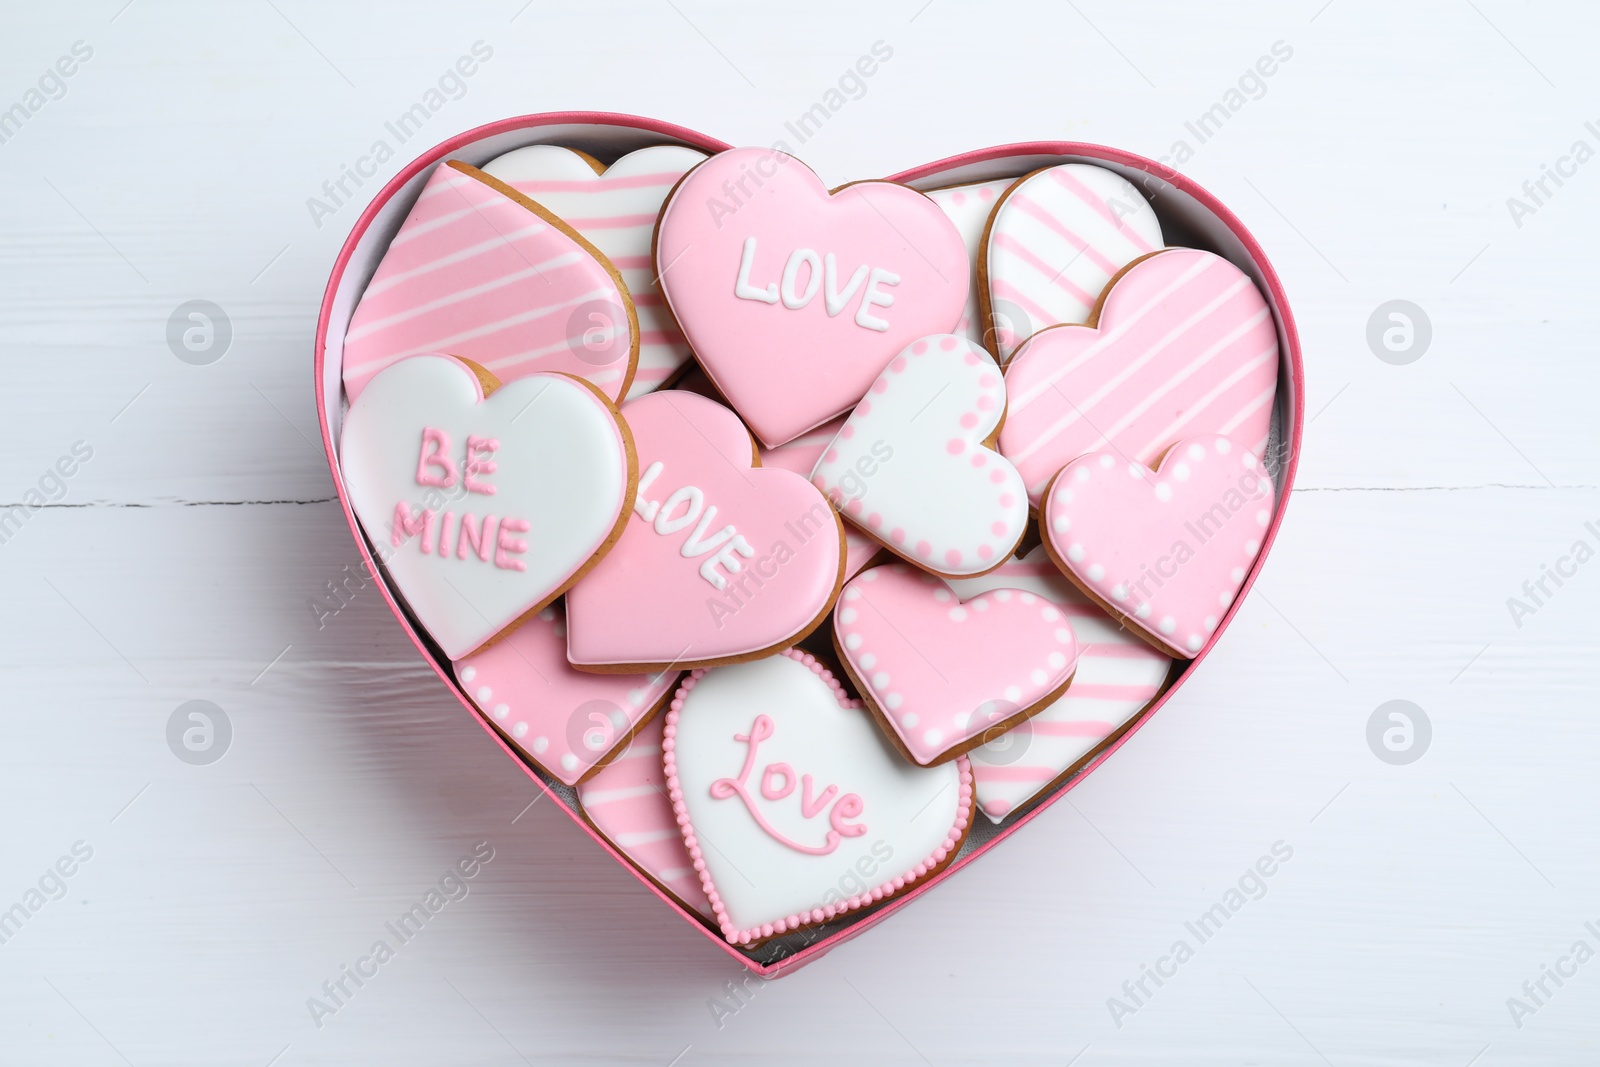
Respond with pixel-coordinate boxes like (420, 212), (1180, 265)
(982, 163), (1163, 360)
(481, 145), (708, 399)
(926, 179), (1014, 346)
(810, 334), (1028, 578)
(339, 354), (632, 659)
(664, 651), (972, 945)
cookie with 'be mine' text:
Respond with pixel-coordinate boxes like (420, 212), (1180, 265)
(339, 354), (635, 659)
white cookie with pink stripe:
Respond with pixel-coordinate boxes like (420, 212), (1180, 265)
(578, 714), (711, 916)
(810, 334), (1027, 578)
(947, 548), (1172, 822)
(482, 145), (707, 399)
(452, 603), (679, 786)
(341, 161), (638, 402)
(982, 163), (1162, 359)
(834, 563), (1080, 766)
(1043, 434), (1275, 659)
(927, 179), (1014, 346)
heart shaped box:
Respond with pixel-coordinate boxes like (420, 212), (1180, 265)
(314, 113), (1304, 977)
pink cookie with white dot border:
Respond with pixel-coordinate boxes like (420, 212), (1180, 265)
(833, 562), (1080, 766)
(810, 333), (1028, 579)
(452, 603), (679, 786)
(1042, 433), (1275, 659)
(663, 650), (972, 945)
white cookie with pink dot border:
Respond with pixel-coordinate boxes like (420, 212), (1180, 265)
(810, 334), (1028, 578)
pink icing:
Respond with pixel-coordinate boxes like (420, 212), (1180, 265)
(708, 715), (867, 855)
(1001, 248), (1279, 505)
(662, 650), (972, 945)
(834, 563), (1081, 765)
(452, 603), (680, 786)
(566, 390), (843, 668)
(341, 162), (637, 403)
(654, 148), (970, 447)
(1042, 434), (1275, 658)
(757, 416), (881, 580)
(576, 714), (711, 916)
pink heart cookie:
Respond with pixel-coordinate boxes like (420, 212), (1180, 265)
(578, 714), (711, 917)
(980, 162), (1163, 360)
(340, 161), (639, 403)
(833, 563), (1080, 766)
(1042, 434), (1275, 658)
(664, 650), (972, 944)
(810, 334), (1028, 579)
(757, 416), (882, 581)
(1001, 247), (1279, 505)
(566, 390), (844, 670)
(453, 603), (679, 786)
(654, 147), (970, 447)
(338, 354), (633, 660)
(480, 145), (708, 399)
(947, 548), (1172, 822)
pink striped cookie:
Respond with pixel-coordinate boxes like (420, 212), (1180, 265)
(757, 416), (882, 581)
(809, 334), (1028, 579)
(926, 179), (1014, 347)
(947, 547), (1172, 822)
(578, 714), (711, 917)
(481, 145), (707, 399)
(1042, 434), (1275, 659)
(980, 163), (1163, 360)
(833, 563), (1079, 766)
(341, 161), (638, 403)
(452, 603), (679, 786)
(1001, 247), (1279, 506)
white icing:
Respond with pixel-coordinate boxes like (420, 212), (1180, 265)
(926, 179), (1014, 345)
(339, 354), (628, 659)
(669, 654), (962, 935)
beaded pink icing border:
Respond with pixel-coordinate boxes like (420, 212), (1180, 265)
(661, 648), (974, 945)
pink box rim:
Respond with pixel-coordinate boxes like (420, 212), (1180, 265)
(313, 111), (1305, 979)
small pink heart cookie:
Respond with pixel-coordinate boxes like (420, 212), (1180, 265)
(1042, 434), (1275, 658)
(566, 390), (844, 671)
(578, 714), (711, 917)
(810, 334), (1028, 579)
(340, 161), (639, 404)
(1001, 247), (1279, 505)
(453, 603), (679, 786)
(663, 650), (972, 945)
(655, 147), (970, 447)
(757, 416), (882, 581)
(338, 354), (633, 659)
(833, 563), (1080, 766)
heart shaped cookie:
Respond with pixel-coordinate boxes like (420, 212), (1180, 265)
(566, 390), (844, 670)
(655, 147), (970, 447)
(810, 334), (1028, 578)
(664, 650), (972, 944)
(1001, 247), (1279, 505)
(926, 179), (1014, 346)
(980, 162), (1164, 359)
(339, 354), (633, 659)
(833, 563), (1079, 765)
(480, 145), (707, 398)
(340, 162), (639, 403)
(1042, 434), (1274, 658)
(452, 603), (679, 785)
(947, 548), (1172, 821)
(578, 714), (711, 917)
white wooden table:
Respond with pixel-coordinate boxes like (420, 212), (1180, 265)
(2, 1), (1596, 1063)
